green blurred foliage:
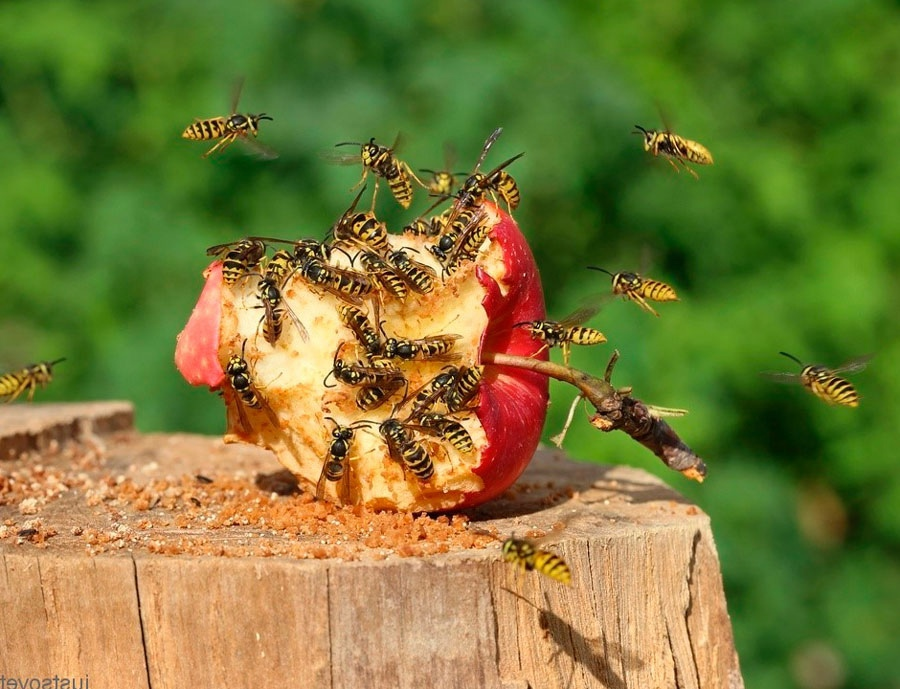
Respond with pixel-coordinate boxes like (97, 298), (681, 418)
(1, 1), (899, 686)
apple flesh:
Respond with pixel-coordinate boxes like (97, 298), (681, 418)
(175, 202), (549, 512)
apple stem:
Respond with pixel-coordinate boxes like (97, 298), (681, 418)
(482, 350), (708, 482)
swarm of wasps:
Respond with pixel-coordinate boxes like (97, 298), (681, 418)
(206, 124), (527, 507)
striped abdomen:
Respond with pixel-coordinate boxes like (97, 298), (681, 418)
(804, 368), (861, 407)
(182, 117), (229, 141)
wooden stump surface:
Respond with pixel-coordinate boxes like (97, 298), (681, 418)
(0, 402), (744, 689)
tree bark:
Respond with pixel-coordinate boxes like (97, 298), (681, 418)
(0, 402), (743, 689)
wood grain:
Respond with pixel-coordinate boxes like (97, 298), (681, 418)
(0, 403), (743, 688)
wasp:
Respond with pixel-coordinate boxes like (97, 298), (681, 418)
(291, 238), (332, 264)
(633, 124), (713, 179)
(331, 188), (390, 254)
(298, 258), (374, 305)
(182, 79), (276, 159)
(225, 341), (279, 432)
(382, 334), (461, 362)
(448, 128), (524, 223)
(337, 305), (383, 357)
(446, 365), (483, 412)
(326, 344), (405, 389)
(355, 382), (405, 411)
(763, 352), (871, 407)
(384, 249), (437, 294)
(416, 413), (474, 454)
(316, 418), (360, 504)
(331, 134), (422, 209)
(358, 251), (409, 301)
(514, 307), (607, 366)
(420, 142), (467, 197)
(1, 358), (65, 403)
(207, 239), (268, 286)
(501, 538), (571, 585)
(376, 418), (435, 481)
(404, 210), (449, 238)
(405, 367), (460, 418)
(255, 276), (308, 345)
(441, 207), (494, 274)
(587, 266), (678, 317)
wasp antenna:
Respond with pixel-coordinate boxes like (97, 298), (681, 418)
(258, 114), (274, 122)
(632, 125), (649, 135)
(49, 357), (67, 366)
(779, 351), (804, 366)
(586, 266), (614, 277)
(511, 321), (534, 329)
(324, 415), (338, 426)
(419, 168), (437, 174)
(335, 141), (362, 148)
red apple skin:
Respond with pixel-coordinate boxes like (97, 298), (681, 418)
(174, 261), (226, 389)
(462, 207), (549, 508)
(174, 206), (550, 511)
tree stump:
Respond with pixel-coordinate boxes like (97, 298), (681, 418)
(0, 403), (744, 689)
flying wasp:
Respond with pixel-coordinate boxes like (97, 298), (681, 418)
(182, 78), (276, 159)
(587, 266), (679, 317)
(762, 352), (871, 407)
(501, 538), (572, 585)
(207, 238), (268, 286)
(329, 134), (422, 209)
(514, 306), (607, 366)
(633, 124), (713, 179)
(316, 417), (360, 504)
(420, 142), (467, 197)
(1, 358), (65, 403)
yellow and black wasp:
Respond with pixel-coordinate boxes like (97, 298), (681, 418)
(182, 79), (276, 159)
(446, 365), (483, 413)
(446, 128), (524, 225)
(358, 251), (409, 301)
(762, 352), (871, 407)
(207, 238), (268, 286)
(587, 266), (678, 317)
(1, 358), (65, 403)
(384, 248), (437, 294)
(326, 343), (406, 389)
(501, 538), (571, 585)
(337, 305), (383, 358)
(633, 124), (713, 179)
(382, 333), (461, 362)
(404, 366), (460, 418)
(225, 340), (279, 433)
(514, 306), (607, 366)
(329, 134), (422, 209)
(316, 417), (362, 504)
(254, 252), (308, 345)
(375, 417), (435, 482)
(419, 142), (467, 197)
(330, 188), (391, 255)
(297, 258), (374, 305)
(415, 412), (474, 454)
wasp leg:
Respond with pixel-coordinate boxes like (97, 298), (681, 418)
(203, 133), (239, 158)
(349, 168), (369, 192)
(628, 292), (660, 317)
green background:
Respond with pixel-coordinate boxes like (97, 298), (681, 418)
(1, 1), (898, 686)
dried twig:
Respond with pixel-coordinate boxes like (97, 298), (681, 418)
(482, 350), (707, 482)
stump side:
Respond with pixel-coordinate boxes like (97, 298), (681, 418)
(0, 403), (743, 689)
